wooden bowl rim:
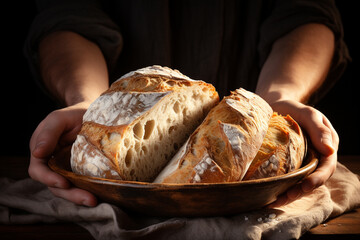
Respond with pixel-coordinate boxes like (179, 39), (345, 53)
(49, 148), (319, 190)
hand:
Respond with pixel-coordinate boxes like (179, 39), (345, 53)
(267, 100), (339, 208)
(28, 102), (97, 207)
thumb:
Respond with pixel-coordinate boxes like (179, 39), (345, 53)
(297, 107), (336, 157)
(31, 112), (66, 158)
(320, 132), (335, 156)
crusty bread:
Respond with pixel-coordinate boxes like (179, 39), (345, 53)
(70, 65), (219, 181)
(154, 88), (273, 183)
(242, 112), (306, 180)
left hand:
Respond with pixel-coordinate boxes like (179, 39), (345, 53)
(267, 99), (339, 208)
(29, 102), (98, 207)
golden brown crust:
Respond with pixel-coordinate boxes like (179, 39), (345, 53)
(106, 75), (196, 93)
(79, 122), (127, 168)
(242, 113), (306, 180)
(104, 66), (217, 98)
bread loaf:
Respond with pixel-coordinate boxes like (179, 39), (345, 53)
(242, 112), (306, 180)
(70, 65), (219, 181)
(154, 88), (273, 183)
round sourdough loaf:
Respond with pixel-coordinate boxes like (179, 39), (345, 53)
(70, 65), (219, 181)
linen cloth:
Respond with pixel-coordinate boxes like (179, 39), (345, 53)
(1, 162), (359, 240)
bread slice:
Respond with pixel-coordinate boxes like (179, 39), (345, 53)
(154, 88), (273, 183)
(70, 65), (219, 181)
(242, 112), (306, 180)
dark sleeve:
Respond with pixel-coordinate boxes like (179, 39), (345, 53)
(258, 0), (351, 104)
(24, 0), (123, 94)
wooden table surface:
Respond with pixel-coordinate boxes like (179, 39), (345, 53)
(1, 155), (359, 239)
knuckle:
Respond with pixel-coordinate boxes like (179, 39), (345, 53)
(46, 110), (61, 121)
(320, 126), (332, 138)
(44, 109), (65, 123)
(316, 179), (326, 188)
(312, 173), (327, 188)
(48, 187), (60, 197)
(299, 106), (319, 125)
(333, 131), (340, 148)
(301, 105), (317, 117)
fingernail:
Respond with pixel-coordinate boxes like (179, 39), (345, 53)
(33, 141), (46, 153)
(321, 138), (335, 154)
(269, 195), (288, 208)
(302, 181), (314, 193)
(82, 198), (95, 207)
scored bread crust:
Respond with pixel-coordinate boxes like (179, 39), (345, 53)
(71, 65), (219, 181)
(242, 112), (306, 180)
(154, 88), (273, 184)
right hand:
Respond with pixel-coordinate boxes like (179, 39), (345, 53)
(28, 101), (97, 207)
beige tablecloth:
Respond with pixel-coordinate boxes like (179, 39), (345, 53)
(1, 162), (360, 240)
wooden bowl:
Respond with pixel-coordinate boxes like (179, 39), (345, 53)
(49, 147), (318, 217)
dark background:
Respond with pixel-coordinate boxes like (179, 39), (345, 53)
(1, 1), (359, 157)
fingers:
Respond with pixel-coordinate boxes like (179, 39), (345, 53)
(270, 101), (338, 156)
(48, 187), (97, 207)
(322, 115), (339, 151)
(298, 107), (337, 156)
(268, 194), (288, 208)
(301, 152), (337, 192)
(30, 112), (67, 158)
(29, 111), (70, 188)
(28, 104), (95, 207)
(269, 151), (337, 208)
(29, 154), (97, 207)
(267, 100), (339, 208)
(28, 155), (70, 189)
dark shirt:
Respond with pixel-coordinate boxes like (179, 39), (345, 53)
(25, 0), (350, 100)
